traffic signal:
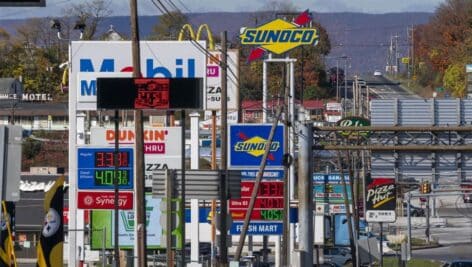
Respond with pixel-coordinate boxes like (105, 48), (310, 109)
(420, 182), (431, 194)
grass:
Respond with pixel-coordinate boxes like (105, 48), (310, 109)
(380, 257), (442, 267)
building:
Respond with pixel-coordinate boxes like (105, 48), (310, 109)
(241, 99), (326, 123)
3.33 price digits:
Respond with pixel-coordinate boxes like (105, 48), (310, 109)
(94, 170), (130, 186)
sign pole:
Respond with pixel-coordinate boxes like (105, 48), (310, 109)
(113, 109), (120, 266)
(180, 109), (186, 267)
(129, 0), (146, 266)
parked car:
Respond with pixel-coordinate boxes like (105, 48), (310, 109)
(442, 260), (472, 267)
(322, 247), (352, 267)
(403, 202), (425, 217)
(464, 193), (472, 203)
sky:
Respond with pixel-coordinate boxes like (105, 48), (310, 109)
(0, 0), (446, 20)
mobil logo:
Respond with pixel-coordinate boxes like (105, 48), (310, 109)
(78, 57), (196, 97)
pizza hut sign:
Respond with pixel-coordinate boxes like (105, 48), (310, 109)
(365, 177), (396, 222)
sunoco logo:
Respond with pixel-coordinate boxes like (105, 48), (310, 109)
(234, 136), (280, 157)
(240, 10), (318, 61)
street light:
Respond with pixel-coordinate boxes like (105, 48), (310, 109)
(50, 19), (85, 40)
(51, 19), (86, 267)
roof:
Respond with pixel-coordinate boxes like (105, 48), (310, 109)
(241, 99), (326, 110)
(0, 78), (22, 95)
(302, 99), (324, 109)
(0, 101), (68, 116)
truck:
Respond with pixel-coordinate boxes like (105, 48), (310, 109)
(461, 182), (472, 203)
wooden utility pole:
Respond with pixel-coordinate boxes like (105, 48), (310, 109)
(219, 31), (228, 266)
(130, 0), (147, 266)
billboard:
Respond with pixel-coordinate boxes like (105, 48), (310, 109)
(70, 41), (206, 110)
(0, 0), (44, 6)
(228, 124), (284, 168)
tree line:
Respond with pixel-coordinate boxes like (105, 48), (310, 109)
(413, 0), (472, 97)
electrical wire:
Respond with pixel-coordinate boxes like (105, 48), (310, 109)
(149, 0), (239, 84)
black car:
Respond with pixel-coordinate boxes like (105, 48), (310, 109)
(403, 202), (425, 217)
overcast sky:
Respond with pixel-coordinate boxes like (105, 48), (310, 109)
(0, 0), (445, 19)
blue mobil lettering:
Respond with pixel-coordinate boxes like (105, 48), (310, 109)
(79, 58), (196, 96)
(241, 29), (316, 45)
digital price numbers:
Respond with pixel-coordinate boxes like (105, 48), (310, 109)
(78, 147), (134, 189)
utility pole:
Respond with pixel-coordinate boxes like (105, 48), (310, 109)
(298, 122), (313, 266)
(219, 31), (229, 266)
(130, 0), (147, 266)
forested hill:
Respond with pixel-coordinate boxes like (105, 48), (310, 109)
(0, 12), (432, 73)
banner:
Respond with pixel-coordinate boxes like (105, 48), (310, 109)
(0, 202), (15, 267)
(37, 176), (64, 267)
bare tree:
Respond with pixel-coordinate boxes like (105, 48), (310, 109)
(66, 0), (113, 40)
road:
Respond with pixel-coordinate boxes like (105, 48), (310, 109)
(364, 74), (421, 99)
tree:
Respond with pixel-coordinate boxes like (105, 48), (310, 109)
(149, 11), (189, 40)
(413, 0), (472, 92)
(443, 63), (466, 97)
(66, 0), (113, 40)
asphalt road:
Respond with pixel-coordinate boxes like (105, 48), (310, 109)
(412, 244), (472, 261)
(364, 75), (421, 99)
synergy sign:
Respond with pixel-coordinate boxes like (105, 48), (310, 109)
(240, 10), (318, 61)
(229, 124), (284, 168)
(70, 41), (206, 110)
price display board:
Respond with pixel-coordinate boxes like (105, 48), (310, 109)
(78, 147), (134, 189)
(229, 176), (285, 235)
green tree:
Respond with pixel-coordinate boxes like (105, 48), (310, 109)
(443, 63), (466, 97)
(22, 138), (42, 160)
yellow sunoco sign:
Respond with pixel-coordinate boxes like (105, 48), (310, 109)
(234, 136), (280, 157)
(240, 18), (318, 55)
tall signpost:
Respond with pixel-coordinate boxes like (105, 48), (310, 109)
(239, 9), (319, 266)
(365, 177), (397, 267)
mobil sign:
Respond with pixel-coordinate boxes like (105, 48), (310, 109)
(70, 41), (206, 110)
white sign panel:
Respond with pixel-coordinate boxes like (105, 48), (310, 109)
(77, 72), (132, 110)
(206, 50), (239, 110)
(90, 127), (182, 155)
(90, 127), (182, 187)
(366, 210), (396, 223)
(70, 41), (207, 110)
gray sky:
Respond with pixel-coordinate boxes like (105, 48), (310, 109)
(0, 0), (445, 19)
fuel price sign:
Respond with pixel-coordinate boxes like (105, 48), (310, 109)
(78, 147), (134, 189)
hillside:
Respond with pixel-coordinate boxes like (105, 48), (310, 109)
(0, 11), (432, 74)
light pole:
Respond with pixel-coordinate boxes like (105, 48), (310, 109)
(51, 19), (86, 267)
(339, 55), (350, 117)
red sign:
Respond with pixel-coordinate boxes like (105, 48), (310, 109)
(77, 191), (133, 210)
(240, 181), (284, 198)
(230, 198), (283, 210)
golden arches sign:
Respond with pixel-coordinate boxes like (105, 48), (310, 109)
(178, 23), (215, 51)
